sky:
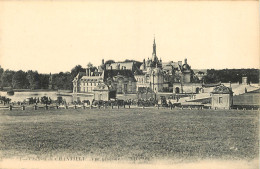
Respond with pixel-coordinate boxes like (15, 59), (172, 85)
(0, 1), (259, 74)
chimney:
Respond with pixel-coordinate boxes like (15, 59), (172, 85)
(102, 59), (104, 65)
(184, 58), (187, 64)
(86, 68), (89, 76)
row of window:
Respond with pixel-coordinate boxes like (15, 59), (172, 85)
(81, 87), (94, 92)
(81, 82), (101, 86)
(136, 77), (145, 83)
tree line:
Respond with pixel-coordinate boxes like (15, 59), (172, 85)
(0, 64), (259, 91)
(204, 69), (259, 84)
(0, 65), (86, 90)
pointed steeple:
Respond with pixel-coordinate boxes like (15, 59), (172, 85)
(153, 36), (156, 57)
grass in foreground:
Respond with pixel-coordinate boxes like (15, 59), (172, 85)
(0, 108), (258, 162)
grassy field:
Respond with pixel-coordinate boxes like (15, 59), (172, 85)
(0, 108), (258, 163)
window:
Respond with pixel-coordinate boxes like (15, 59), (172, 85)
(219, 97), (223, 104)
(124, 84), (127, 93)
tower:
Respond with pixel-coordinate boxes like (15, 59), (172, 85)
(152, 37), (157, 62)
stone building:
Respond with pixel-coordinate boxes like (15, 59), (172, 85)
(134, 38), (164, 93)
(242, 77), (248, 85)
(172, 83), (203, 94)
(93, 83), (116, 101)
(72, 71), (103, 93)
(73, 37), (201, 96)
(103, 69), (137, 94)
(73, 63), (137, 95)
(211, 85), (233, 109)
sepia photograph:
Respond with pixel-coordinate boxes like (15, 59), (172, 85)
(0, 1), (259, 169)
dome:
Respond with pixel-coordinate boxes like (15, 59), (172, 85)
(212, 85), (233, 94)
(182, 63), (191, 70)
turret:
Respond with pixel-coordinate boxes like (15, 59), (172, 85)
(143, 59), (146, 69)
(152, 37), (157, 61)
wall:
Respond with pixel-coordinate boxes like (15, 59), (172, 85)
(211, 93), (232, 109)
(172, 83), (202, 94)
(183, 73), (191, 83)
(94, 91), (109, 101)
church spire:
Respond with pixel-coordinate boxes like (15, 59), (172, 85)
(152, 36), (157, 63)
(153, 36), (156, 56)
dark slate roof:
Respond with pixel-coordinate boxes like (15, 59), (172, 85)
(78, 72), (86, 78)
(93, 83), (110, 91)
(73, 72), (86, 82)
(212, 85), (233, 94)
(106, 62), (134, 70)
(182, 64), (191, 71)
(103, 69), (136, 82)
(134, 68), (144, 75)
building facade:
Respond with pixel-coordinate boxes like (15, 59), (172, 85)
(73, 37), (203, 96)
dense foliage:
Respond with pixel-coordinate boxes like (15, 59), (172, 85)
(204, 69), (259, 83)
(0, 65), (86, 90)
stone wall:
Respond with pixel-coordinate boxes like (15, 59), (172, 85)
(172, 83), (203, 94)
(211, 93), (232, 109)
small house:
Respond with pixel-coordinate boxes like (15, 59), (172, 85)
(93, 83), (116, 101)
(211, 85), (233, 109)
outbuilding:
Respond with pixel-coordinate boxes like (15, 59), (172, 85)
(93, 83), (116, 101)
(211, 85), (233, 109)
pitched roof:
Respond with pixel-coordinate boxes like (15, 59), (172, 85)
(106, 62), (134, 70)
(93, 83), (110, 91)
(103, 69), (136, 82)
(72, 72), (86, 82)
(81, 76), (102, 80)
(212, 85), (233, 94)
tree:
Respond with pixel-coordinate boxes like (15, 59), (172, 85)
(104, 60), (115, 65)
(71, 65), (85, 78)
(1, 69), (15, 88)
(123, 59), (142, 69)
(12, 70), (29, 89)
(52, 72), (73, 90)
(27, 70), (40, 89)
(87, 62), (93, 68)
(38, 74), (49, 89)
(0, 66), (4, 88)
(86, 62), (97, 73)
(204, 69), (259, 83)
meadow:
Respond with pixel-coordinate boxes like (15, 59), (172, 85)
(0, 108), (258, 163)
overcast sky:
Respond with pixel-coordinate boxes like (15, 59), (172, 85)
(0, 1), (259, 74)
